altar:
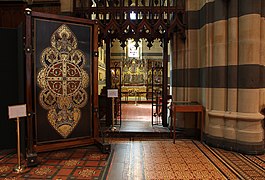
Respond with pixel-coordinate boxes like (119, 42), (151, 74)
(121, 86), (147, 101)
(110, 58), (163, 102)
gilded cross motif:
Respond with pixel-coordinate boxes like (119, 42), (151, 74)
(37, 24), (89, 138)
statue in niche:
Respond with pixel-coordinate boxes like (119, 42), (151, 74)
(123, 64), (128, 72)
(131, 75), (136, 82)
(129, 58), (137, 73)
(138, 74), (144, 83)
(139, 62), (144, 72)
(125, 74), (130, 83)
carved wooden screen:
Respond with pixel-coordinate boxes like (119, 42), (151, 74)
(25, 10), (98, 152)
(147, 60), (163, 100)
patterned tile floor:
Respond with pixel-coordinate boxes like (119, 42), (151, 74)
(106, 139), (265, 180)
(107, 139), (222, 180)
(1, 139), (265, 179)
(0, 146), (112, 179)
(2, 104), (265, 179)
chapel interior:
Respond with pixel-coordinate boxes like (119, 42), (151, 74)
(0, 0), (265, 179)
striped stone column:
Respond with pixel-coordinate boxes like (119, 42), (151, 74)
(179, 0), (265, 154)
(207, 0), (227, 140)
(223, 0), (238, 144)
(173, 33), (186, 102)
(261, 1), (265, 110)
(173, 32), (187, 128)
(236, 1), (264, 152)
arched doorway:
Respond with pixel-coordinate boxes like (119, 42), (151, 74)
(109, 38), (165, 130)
(73, 0), (186, 130)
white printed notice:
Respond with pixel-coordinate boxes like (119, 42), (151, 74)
(8, 104), (27, 119)
(107, 89), (119, 98)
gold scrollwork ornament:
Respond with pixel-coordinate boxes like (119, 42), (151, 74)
(37, 24), (89, 138)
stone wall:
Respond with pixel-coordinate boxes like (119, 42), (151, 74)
(171, 0), (265, 154)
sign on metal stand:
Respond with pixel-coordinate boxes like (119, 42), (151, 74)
(107, 89), (118, 131)
(8, 104), (27, 173)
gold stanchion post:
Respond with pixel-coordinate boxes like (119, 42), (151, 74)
(107, 89), (118, 131)
(13, 117), (25, 173)
(110, 97), (116, 131)
(8, 104), (27, 173)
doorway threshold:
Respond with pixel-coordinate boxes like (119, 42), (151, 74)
(103, 121), (171, 139)
(118, 121), (168, 132)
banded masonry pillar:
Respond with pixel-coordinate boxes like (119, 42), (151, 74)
(236, 1), (264, 153)
(208, 1), (227, 141)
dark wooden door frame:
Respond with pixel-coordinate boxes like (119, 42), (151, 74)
(162, 37), (169, 127)
(105, 39), (112, 126)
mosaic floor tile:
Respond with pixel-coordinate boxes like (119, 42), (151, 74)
(0, 146), (112, 179)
